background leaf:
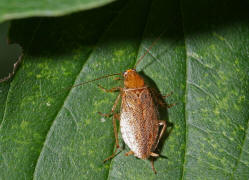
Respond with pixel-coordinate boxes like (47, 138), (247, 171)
(182, 0), (249, 179)
(0, 0), (249, 179)
(0, 0), (115, 23)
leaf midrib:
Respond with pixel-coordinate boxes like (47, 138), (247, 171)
(32, 51), (93, 179)
(104, 2), (153, 179)
(31, 13), (122, 180)
(178, 0), (188, 179)
(106, 0), (189, 179)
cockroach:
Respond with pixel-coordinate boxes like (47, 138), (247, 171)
(101, 68), (168, 174)
(67, 32), (173, 174)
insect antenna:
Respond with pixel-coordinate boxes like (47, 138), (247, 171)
(42, 28), (169, 102)
(134, 29), (167, 69)
(40, 72), (121, 103)
(70, 72), (121, 89)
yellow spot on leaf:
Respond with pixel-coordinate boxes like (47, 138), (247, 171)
(20, 121), (29, 129)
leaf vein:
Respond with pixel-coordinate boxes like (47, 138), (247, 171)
(187, 154), (231, 174)
(231, 119), (249, 178)
(32, 47), (99, 180)
(187, 52), (214, 70)
(187, 80), (219, 103)
(64, 106), (79, 131)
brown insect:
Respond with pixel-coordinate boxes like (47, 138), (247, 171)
(97, 68), (172, 174)
(94, 37), (174, 174)
(69, 32), (173, 174)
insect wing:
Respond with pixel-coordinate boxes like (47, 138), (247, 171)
(120, 88), (159, 159)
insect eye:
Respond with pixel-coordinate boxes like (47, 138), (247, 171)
(123, 71), (127, 77)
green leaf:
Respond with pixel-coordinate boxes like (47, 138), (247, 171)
(0, 0), (116, 23)
(1, 0), (249, 179)
(182, 1), (249, 179)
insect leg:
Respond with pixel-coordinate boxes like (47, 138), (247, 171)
(150, 152), (159, 157)
(150, 88), (167, 107)
(150, 160), (157, 174)
(112, 113), (120, 149)
(157, 96), (176, 109)
(103, 94), (121, 162)
(166, 103), (176, 108)
(125, 150), (134, 156)
(150, 88), (176, 109)
(155, 120), (167, 148)
(155, 100), (176, 109)
(161, 92), (176, 108)
(148, 121), (166, 173)
(103, 113), (120, 162)
(114, 77), (123, 81)
(98, 86), (121, 117)
(162, 91), (173, 98)
(97, 84), (121, 93)
(107, 94), (121, 147)
(103, 114), (120, 162)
